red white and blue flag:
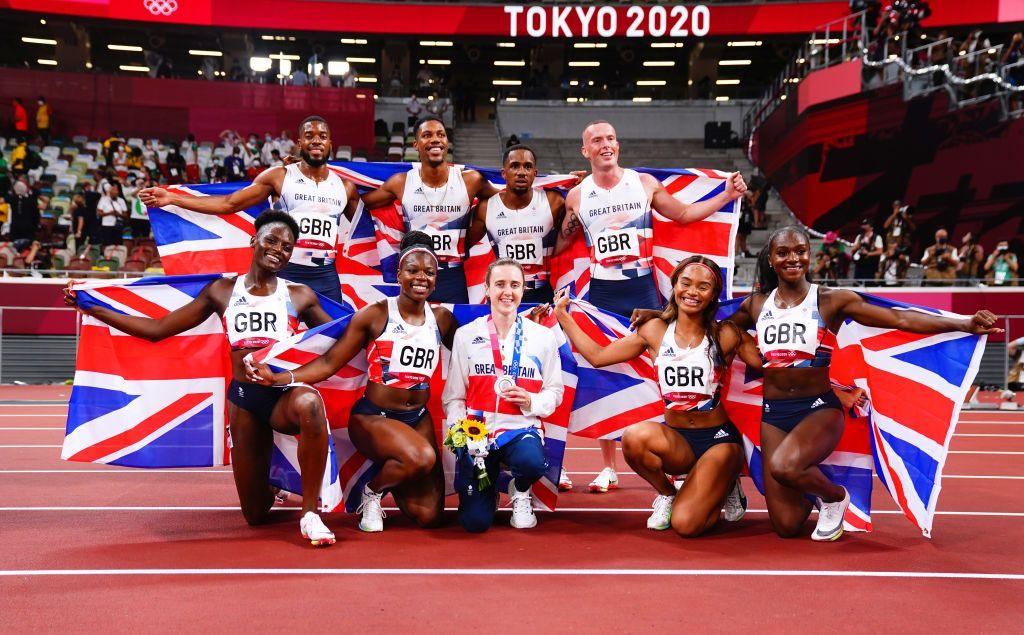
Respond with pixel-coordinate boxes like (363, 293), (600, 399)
(63, 274), (346, 512)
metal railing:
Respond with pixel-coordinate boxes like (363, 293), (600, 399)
(0, 306), (80, 384)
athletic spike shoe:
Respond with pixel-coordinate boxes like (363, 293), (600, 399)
(723, 479), (748, 522)
(588, 467), (619, 493)
(508, 481), (537, 529)
(558, 466), (574, 491)
(299, 511), (336, 547)
(812, 487), (850, 542)
(357, 484), (386, 533)
(646, 494), (674, 530)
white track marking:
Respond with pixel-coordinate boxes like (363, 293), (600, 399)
(0, 414), (68, 417)
(0, 568), (1021, 580)
(1, 506), (1023, 517)
(0, 445), (62, 448)
(0, 427), (65, 431)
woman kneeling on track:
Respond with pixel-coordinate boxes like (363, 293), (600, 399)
(64, 211), (338, 546)
(251, 231), (457, 532)
(551, 256), (757, 537)
(729, 226), (1001, 542)
(442, 258), (563, 531)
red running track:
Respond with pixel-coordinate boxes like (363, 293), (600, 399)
(1, 385), (1022, 631)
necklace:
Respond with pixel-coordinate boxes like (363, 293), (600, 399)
(774, 285), (811, 309)
(673, 324), (703, 350)
(420, 166), (450, 209)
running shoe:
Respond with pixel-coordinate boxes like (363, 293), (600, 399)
(588, 467), (619, 493)
(357, 484), (386, 533)
(723, 479), (748, 522)
(299, 511), (336, 547)
(647, 494), (674, 530)
(558, 466), (573, 491)
(508, 481), (537, 529)
(812, 487), (850, 542)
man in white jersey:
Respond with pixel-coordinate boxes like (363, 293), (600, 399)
(466, 144), (565, 305)
(361, 115), (500, 303)
(139, 116), (359, 304)
(558, 119), (747, 493)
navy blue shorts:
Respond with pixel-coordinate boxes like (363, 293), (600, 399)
(588, 275), (662, 317)
(428, 266), (469, 304)
(351, 395), (426, 428)
(280, 262), (343, 305)
(672, 422), (742, 460)
(762, 390), (843, 433)
(227, 379), (291, 426)
(522, 282), (554, 305)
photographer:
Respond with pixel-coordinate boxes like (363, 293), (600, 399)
(851, 219), (884, 285)
(883, 200), (915, 249)
(956, 232), (985, 285)
(920, 228), (959, 286)
(813, 231), (848, 286)
(984, 241), (1018, 286)
(876, 241), (910, 287)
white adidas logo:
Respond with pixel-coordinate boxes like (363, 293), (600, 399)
(713, 429), (730, 439)
(811, 397), (826, 408)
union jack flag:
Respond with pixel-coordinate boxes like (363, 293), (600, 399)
(718, 294), (986, 536)
(63, 275), (345, 512)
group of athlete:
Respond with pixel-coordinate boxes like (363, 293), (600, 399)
(65, 115), (1000, 547)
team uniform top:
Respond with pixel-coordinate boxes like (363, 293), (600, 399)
(400, 163), (472, 269)
(277, 162), (351, 267)
(484, 188), (555, 288)
(223, 276), (298, 350)
(365, 296), (442, 391)
(576, 169), (654, 281)
(442, 315), (563, 447)
(654, 324), (723, 412)
(755, 284), (836, 368)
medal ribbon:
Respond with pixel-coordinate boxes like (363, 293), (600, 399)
(486, 315), (523, 384)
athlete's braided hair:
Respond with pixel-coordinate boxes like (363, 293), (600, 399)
(398, 230), (438, 267)
(753, 225), (813, 295)
(254, 210), (300, 243)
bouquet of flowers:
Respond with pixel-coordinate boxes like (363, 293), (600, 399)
(444, 417), (492, 490)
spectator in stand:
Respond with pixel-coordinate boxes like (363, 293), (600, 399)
(268, 148), (283, 167)
(851, 219), (884, 285)
(883, 199), (915, 249)
(125, 177), (151, 239)
(97, 182), (128, 246)
(342, 67), (357, 88)
(103, 131), (124, 166)
(416, 66), (433, 92)
(70, 193), (90, 246)
(747, 171), (769, 229)
(920, 228), (959, 286)
(736, 189), (755, 257)
(1008, 336), (1024, 392)
(276, 130), (295, 156)
(35, 97), (52, 145)
(10, 139), (28, 177)
(11, 98), (28, 139)
(81, 181), (101, 243)
(291, 66), (309, 87)
(164, 147), (187, 185)
(406, 93), (424, 128)
(180, 134), (199, 182)
(814, 231), (848, 286)
(224, 147), (246, 182)
(6, 179), (39, 241)
(876, 241), (910, 286)
(317, 67), (332, 88)
(259, 132), (276, 165)
(0, 154), (9, 201)
(956, 231), (985, 285)
(984, 240), (1018, 286)
(112, 145), (129, 171)
(1003, 32), (1024, 111)
(218, 129), (240, 149)
(426, 92), (450, 121)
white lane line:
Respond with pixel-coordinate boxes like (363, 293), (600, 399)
(0, 568), (1021, 580)
(0, 445), (61, 448)
(563, 447), (1024, 455)
(954, 434), (1024, 437)
(1, 506), (1023, 517)
(0, 427), (64, 431)
(0, 414), (67, 417)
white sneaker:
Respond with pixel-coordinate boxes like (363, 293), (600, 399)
(508, 481), (537, 529)
(723, 479), (747, 522)
(299, 511), (336, 547)
(812, 487), (850, 542)
(558, 466), (573, 491)
(588, 467), (619, 493)
(647, 494), (674, 530)
(356, 484), (386, 533)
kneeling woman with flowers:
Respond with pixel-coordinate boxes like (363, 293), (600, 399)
(442, 258), (564, 531)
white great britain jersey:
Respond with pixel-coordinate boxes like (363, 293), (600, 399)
(654, 325), (722, 412)
(576, 169), (654, 281)
(484, 188), (555, 287)
(277, 162), (350, 267)
(400, 163), (472, 268)
(223, 276), (298, 350)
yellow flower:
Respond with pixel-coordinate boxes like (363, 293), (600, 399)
(459, 418), (489, 442)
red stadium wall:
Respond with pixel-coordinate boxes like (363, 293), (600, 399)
(0, 68), (375, 149)
(751, 83), (1024, 256)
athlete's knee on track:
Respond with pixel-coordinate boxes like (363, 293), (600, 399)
(408, 503), (443, 529)
(670, 509), (710, 538)
(767, 456), (802, 489)
(240, 501), (272, 527)
(401, 444), (437, 479)
(770, 517), (805, 539)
